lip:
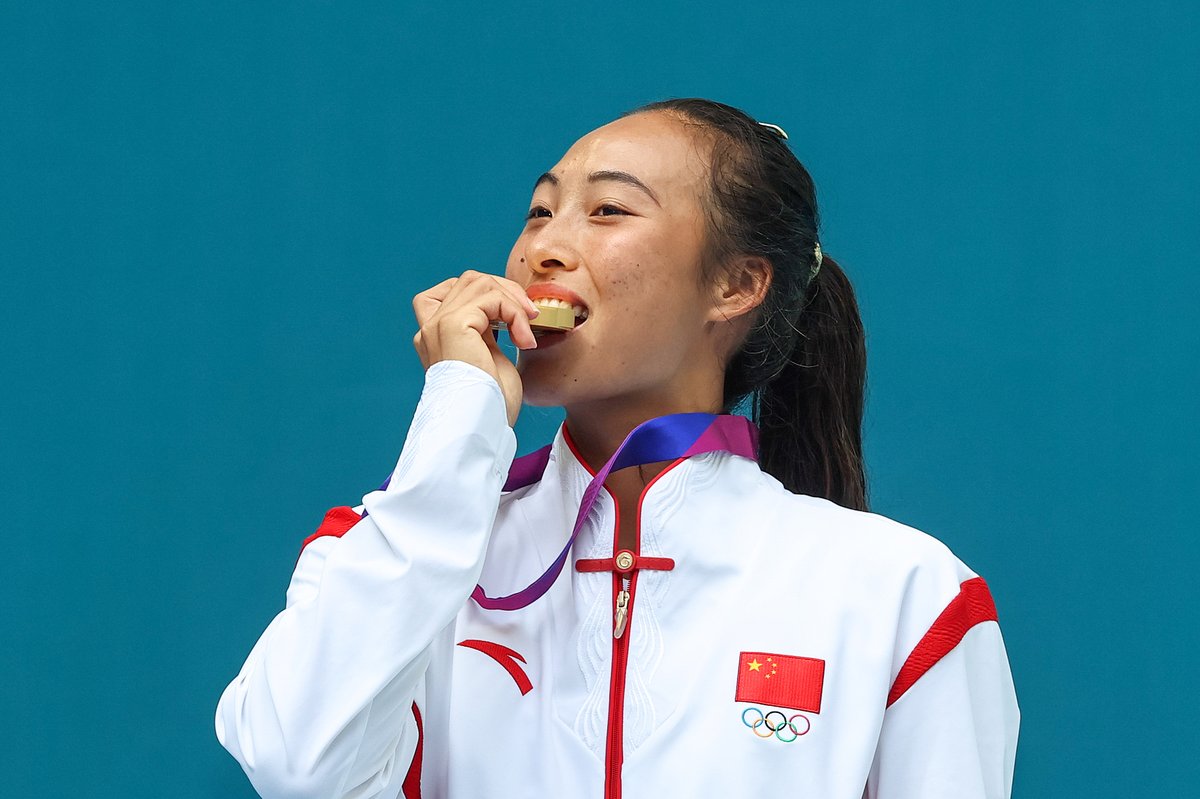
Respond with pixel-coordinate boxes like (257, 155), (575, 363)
(525, 282), (590, 313)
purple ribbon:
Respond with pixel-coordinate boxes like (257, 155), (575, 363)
(471, 412), (758, 611)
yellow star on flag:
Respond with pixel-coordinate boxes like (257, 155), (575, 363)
(748, 659), (762, 672)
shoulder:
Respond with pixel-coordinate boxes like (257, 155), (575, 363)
(753, 472), (978, 587)
(750, 477), (1006, 691)
(742, 470), (995, 638)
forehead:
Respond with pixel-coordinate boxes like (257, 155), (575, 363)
(545, 112), (710, 198)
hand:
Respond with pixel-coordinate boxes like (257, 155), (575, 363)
(412, 270), (540, 426)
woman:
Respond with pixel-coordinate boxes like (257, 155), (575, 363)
(216, 98), (1019, 798)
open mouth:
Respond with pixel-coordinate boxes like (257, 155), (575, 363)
(528, 297), (590, 331)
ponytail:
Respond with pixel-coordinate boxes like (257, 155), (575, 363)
(754, 256), (868, 511)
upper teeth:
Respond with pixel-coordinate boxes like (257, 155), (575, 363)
(532, 297), (589, 319)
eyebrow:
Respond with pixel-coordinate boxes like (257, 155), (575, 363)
(533, 170), (661, 206)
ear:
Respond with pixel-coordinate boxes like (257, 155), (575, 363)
(707, 255), (772, 323)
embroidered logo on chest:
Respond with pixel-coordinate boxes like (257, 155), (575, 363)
(735, 651), (824, 742)
(458, 639), (533, 696)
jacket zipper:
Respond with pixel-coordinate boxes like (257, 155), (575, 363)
(588, 454), (686, 799)
(605, 571), (635, 799)
(613, 577), (631, 639)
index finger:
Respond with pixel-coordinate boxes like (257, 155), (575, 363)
(412, 276), (459, 326)
(477, 273), (540, 317)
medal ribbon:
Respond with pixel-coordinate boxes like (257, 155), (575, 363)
(471, 412), (759, 611)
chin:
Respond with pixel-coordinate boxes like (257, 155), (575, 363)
(517, 358), (600, 408)
(516, 365), (572, 408)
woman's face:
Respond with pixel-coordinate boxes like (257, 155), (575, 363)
(506, 111), (728, 411)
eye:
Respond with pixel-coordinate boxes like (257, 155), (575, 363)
(594, 204), (628, 217)
(526, 206), (551, 221)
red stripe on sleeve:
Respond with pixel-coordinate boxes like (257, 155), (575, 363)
(886, 577), (999, 708)
(401, 702), (423, 798)
(299, 506), (363, 553)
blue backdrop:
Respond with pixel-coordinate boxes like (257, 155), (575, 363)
(2, 2), (1196, 796)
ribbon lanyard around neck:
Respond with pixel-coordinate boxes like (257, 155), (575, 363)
(471, 412), (759, 612)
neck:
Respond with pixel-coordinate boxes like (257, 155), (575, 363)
(563, 392), (723, 479)
(562, 385), (729, 554)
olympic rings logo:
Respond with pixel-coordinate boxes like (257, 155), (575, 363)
(741, 706), (811, 742)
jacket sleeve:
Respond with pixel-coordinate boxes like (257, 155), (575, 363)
(866, 558), (1020, 799)
(215, 359), (517, 799)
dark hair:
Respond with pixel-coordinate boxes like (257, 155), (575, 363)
(623, 98), (869, 511)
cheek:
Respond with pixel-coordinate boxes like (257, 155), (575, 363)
(597, 277), (702, 365)
(596, 233), (674, 298)
(600, 251), (699, 327)
(598, 267), (655, 327)
(503, 239), (527, 282)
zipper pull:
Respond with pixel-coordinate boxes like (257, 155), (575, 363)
(613, 586), (630, 639)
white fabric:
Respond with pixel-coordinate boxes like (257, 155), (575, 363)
(216, 359), (1019, 799)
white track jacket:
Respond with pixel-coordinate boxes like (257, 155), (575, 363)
(216, 359), (1020, 799)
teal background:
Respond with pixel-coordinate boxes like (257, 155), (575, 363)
(2, 1), (1196, 796)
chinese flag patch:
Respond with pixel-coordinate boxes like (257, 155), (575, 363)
(735, 651), (825, 713)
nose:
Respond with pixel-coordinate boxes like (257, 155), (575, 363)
(525, 224), (579, 274)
